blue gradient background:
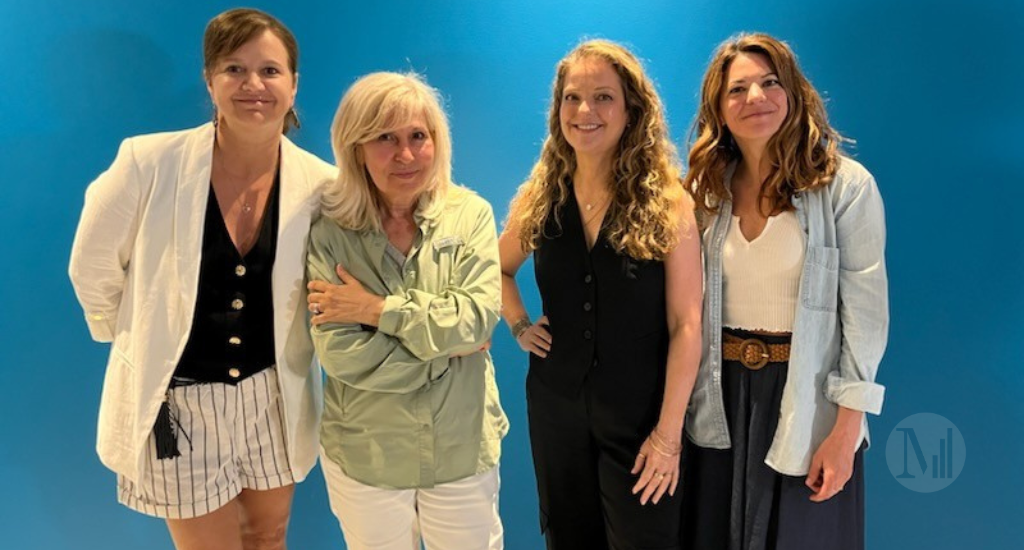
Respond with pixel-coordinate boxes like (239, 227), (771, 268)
(2, 0), (1020, 548)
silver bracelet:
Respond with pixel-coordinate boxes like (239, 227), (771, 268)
(510, 318), (532, 340)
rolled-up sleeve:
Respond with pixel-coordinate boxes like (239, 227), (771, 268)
(825, 170), (888, 415)
(376, 201), (501, 362)
(68, 138), (143, 342)
(307, 219), (439, 393)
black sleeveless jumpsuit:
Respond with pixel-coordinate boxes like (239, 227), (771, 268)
(526, 190), (682, 550)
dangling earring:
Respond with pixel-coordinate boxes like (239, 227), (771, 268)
(212, 106), (219, 128)
(288, 107), (301, 129)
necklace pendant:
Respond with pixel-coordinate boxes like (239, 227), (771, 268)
(586, 204), (593, 211)
(242, 204), (253, 214)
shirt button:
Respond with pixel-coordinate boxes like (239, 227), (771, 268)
(231, 299), (244, 311)
(583, 302), (592, 312)
(229, 336), (242, 345)
(584, 274), (593, 284)
(228, 368), (241, 379)
(583, 330), (592, 340)
(235, 265), (246, 277)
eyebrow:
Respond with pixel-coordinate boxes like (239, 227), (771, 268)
(727, 72), (778, 85)
(563, 85), (617, 93)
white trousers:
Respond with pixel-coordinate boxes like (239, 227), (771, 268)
(320, 452), (503, 550)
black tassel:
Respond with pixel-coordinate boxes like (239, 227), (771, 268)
(154, 399), (181, 460)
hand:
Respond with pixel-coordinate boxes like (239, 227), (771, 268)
(307, 264), (384, 327)
(805, 431), (857, 502)
(516, 315), (552, 358)
(452, 339), (491, 358)
(630, 428), (681, 505)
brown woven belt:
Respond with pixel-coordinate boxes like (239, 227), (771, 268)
(722, 332), (791, 370)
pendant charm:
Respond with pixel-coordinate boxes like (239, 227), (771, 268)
(242, 204), (253, 214)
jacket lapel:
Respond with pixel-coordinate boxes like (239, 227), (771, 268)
(173, 123), (215, 334)
(273, 136), (313, 361)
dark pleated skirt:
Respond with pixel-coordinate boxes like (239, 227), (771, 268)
(681, 328), (864, 550)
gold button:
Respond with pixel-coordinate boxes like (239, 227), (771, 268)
(231, 299), (244, 310)
(235, 265), (246, 277)
(228, 336), (241, 345)
(228, 368), (241, 378)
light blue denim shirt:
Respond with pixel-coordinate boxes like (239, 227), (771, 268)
(686, 156), (888, 476)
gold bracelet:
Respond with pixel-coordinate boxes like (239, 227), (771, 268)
(648, 430), (682, 456)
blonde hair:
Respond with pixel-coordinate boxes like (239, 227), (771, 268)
(323, 72), (454, 231)
(506, 39), (685, 261)
(684, 33), (845, 219)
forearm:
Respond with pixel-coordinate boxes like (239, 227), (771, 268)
(500, 273), (530, 326)
(831, 406), (865, 443)
(655, 322), (701, 436)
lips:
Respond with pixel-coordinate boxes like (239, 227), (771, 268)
(572, 123), (603, 132)
(392, 169), (421, 179)
(742, 110), (776, 120)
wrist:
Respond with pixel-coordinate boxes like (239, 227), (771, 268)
(509, 317), (531, 340)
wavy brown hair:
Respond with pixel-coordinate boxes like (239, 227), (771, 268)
(684, 33), (845, 218)
(507, 39), (684, 261)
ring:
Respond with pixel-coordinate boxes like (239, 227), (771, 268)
(638, 452), (647, 458)
(656, 473), (665, 478)
(313, 303), (322, 315)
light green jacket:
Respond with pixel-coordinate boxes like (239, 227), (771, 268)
(308, 189), (508, 489)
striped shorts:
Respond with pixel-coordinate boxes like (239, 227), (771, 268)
(118, 367), (295, 519)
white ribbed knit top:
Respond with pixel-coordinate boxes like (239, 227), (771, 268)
(722, 210), (806, 332)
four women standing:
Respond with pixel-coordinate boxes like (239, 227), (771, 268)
(71, 13), (885, 549)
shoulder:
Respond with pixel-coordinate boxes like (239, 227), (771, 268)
(283, 137), (336, 180)
(444, 185), (495, 221)
(829, 155), (878, 195)
(123, 123), (213, 166)
(310, 215), (352, 244)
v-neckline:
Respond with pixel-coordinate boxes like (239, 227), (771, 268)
(209, 176), (277, 260)
(570, 187), (608, 254)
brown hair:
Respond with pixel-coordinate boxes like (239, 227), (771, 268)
(203, 8), (300, 133)
(506, 39), (685, 261)
(684, 33), (845, 218)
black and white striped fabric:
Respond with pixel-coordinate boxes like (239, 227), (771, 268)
(117, 367), (294, 519)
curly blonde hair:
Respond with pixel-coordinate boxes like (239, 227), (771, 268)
(684, 33), (846, 218)
(506, 40), (684, 261)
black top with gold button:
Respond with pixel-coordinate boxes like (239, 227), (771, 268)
(173, 174), (279, 384)
(530, 187), (668, 400)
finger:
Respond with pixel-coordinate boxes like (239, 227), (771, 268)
(306, 292), (323, 304)
(528, 343), (548, 358)
(335, 264), (353, 283)
(651, 474), (670, 504)
(805, 455), (823, 491)
(307, 280), (329, 293)
(535, 326), (554, 344)
(631, 451), (647, 475)
(537, 315), (549, 326)
(810, 468), (834, 502)
(533, 333), (552, 352)
(669, 472), (679, 496)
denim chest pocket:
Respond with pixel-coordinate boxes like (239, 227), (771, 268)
(801, 246), (840, 312)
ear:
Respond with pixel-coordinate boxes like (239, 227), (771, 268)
(291, 71), (299, 103)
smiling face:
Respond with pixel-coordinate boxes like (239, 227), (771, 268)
(206, 29), (297, 133)
(559, 57), (628, 166)
(720, 52), (789, 153)
(359, 116), (436, 207)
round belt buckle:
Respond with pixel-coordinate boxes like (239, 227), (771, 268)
(739, 338), (770, 370)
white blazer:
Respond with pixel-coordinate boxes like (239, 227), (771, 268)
(69, 123), (336, 483)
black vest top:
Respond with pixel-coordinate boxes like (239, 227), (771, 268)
(173, 174), (279, 384)
(531, 189), (669, 400)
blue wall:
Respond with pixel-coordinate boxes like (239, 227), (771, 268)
(2, 0), (1020, 547)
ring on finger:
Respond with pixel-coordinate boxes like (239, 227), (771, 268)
(313, 302), (322, 315)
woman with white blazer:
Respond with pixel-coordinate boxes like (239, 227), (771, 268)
(68, 9), (334, 550)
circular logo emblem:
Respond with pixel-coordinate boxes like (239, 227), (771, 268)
(885, 413), (965, 493)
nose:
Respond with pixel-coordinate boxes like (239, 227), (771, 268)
(746, 83), (766, 103)
(242, 71), (265, 91)
(395, 143), (415, 163)
(578, 99), (592, 114)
